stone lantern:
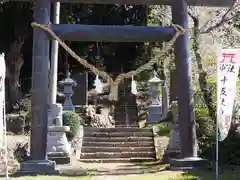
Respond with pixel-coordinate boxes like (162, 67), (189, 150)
(59, 72), (77, 111)
(147, 71), (164, 124)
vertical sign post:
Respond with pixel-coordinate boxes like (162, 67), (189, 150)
(0, 53), (7, 179)
(216, 48), (240, 180)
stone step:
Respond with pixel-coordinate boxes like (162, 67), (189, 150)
(82, 141), (154, 147)
(84, 127), (152, 133)
(80, 151), (156, 159)
(83, 136), (153, 142)
(84, 131), (153, 137)
(80, 127), (156, 162)
(81, 146), (155, 153)
(80, 157), (155, 163)
(114, 125), (138, 127)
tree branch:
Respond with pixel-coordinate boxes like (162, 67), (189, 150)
(188, 11), (202, 70)
(200, 0), (239, 34)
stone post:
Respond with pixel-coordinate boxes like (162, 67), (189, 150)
(47, 103), (71, 164)
(147, 71), (164, 124)
(164, 101), (180, 160)
(59, 72), (76, 111)
(162, 85), (169, 117)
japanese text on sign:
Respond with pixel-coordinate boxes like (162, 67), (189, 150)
(217, 49), (240, 141)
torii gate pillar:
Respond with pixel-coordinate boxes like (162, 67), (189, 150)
(19, 0), (56, 174)
(170, 0), (207, 169)
(172, 0), (198, 158)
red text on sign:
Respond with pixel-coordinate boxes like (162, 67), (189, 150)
(220, 53), (236, 63)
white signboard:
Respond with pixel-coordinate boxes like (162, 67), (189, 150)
(217, 49), (240, 141)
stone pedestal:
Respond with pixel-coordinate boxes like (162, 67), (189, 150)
(47, 104), (71, 164)
(19, 160), (58, 175)
(148, 105), (162, 124)
(170, 157), (208, 170)
(147, 71), (164, 124)
(166, 101), (208, 170)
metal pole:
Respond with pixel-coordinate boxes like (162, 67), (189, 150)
(172, 0), (198, 158)
(216, 118), (219, 180)
(49, 2), (60, 104)
(86, 72), (88, 105)
(216, 57), (220, 180)
(31, 0), (50, 160)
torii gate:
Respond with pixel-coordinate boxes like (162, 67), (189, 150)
(16, 0), (233, 173)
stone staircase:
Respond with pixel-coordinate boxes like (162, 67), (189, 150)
(80, 127), (156, 163)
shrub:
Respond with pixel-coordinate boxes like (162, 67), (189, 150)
(62, 111), (83, 141)
(193, 79), (240, 165)
(194, 105), (215, 159)
(195, 106), (215, 141)
(156, 123), (172, 137)
(26, 108), (83, 141)
(6, 114), (25, 134)
(195, 105), (240, 165)
(155, 111), (174, 137)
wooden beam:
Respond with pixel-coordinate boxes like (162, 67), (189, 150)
(11, 0), (234, 7)
(50, 24), (176, 42)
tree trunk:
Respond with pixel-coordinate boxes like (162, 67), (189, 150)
(188, 13), (216, 120)
(5, 37), (25, 113)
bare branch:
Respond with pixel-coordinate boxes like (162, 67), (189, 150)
(188, 11), (199, 28)
(200, 0), (239, 34)
(188, 11), (204, 72)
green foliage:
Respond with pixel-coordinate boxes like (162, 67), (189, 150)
(195, 106), (215, 156)
(62, 111), (83, 141)
(195, 96), (240, 165)
(155, 123), (171, 137)
(193, 75), (217, 159)
(155, 110), (174, 137)
(195, 109), (215, 139)
(199, 122), (240, 165)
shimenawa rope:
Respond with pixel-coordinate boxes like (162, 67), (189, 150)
(31, 22), (185, 101)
